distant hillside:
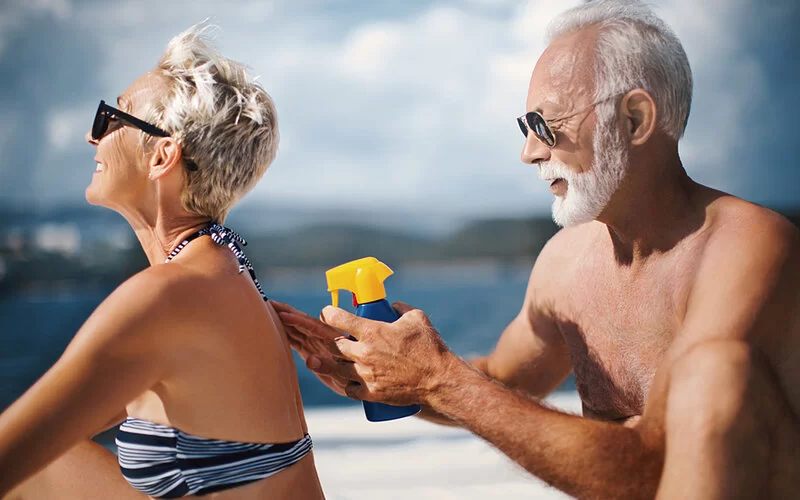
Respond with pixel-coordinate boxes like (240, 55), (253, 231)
(247, 217), (560, 268)
(1, 204), (797, 295)
(251, 224), (436, 268)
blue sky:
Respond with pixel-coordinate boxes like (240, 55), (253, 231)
(0, 0), (797, 227)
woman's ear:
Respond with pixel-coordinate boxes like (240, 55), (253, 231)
(148, 137), (183, 181)
(621, 89), (657, 146)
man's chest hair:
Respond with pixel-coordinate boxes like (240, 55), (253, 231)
(554, 301), (673, 417)
(545, 260), (690, 416)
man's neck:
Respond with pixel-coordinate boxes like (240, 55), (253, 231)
(597, 146), (707, 267)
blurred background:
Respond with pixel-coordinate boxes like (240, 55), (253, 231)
(1, 0), (799, 415)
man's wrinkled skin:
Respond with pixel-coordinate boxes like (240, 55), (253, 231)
(274, 25), (800, 500)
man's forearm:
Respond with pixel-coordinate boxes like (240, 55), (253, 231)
(427, 358), (663, 499)
(417, 356), (490, 426)
(417, 405), (460, 426)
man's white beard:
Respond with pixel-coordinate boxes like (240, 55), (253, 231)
(538, 118), (629, 228)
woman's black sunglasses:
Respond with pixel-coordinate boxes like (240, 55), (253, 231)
(92, 100), (170, 141)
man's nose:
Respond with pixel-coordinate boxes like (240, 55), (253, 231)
(520, 134), (550, 165)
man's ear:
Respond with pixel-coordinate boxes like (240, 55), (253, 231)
(148, 137), (183, 181)
(621, 89), (657, 146)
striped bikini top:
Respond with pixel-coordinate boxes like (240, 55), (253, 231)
(114, 223), (313, 498)
(116, 419), (313, 498)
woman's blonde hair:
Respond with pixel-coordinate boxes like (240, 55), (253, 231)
(143, 23), (279, 223)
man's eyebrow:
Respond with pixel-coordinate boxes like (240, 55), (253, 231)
(532, 101), (561, 118)
(531, 97), (560, 111)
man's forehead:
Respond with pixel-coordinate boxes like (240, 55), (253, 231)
(527, 30), (597, 110)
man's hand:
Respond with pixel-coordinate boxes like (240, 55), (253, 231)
(270, 300), (353, 398)
(277, 300), (460, 406)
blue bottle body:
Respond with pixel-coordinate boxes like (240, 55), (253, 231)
(355, 299), (422, 422)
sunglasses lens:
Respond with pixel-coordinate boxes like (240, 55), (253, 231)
(526, 112), (555, 147)
(92, 106), (107, 140)
(517, 117), (528, 137)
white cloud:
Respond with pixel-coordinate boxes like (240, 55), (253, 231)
(48, 105), (90, 150)
(337, 22), (402, 83)
(75, 0), (278, 29)
(239, 2), (575, 216)
(5, 0), (781, 217)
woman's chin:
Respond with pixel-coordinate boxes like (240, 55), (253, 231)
(85, 185), (105, 207)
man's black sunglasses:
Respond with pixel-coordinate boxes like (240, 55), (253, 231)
(517, 111), (558, 148)
(517, 94), (624, 148)
(92, 100), (170, 141)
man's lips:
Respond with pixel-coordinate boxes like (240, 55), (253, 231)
(549, 178), (567, 195)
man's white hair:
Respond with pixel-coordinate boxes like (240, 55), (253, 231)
(546, 0), (693, 140)
(144, 23), (279, 223)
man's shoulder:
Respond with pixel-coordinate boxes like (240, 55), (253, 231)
(678, 195), (800, 345)
(705, 196), (798, 254)
(529, 222), (599, 290)
(694, 195), (799, 289)
(538, 222), (597, 263)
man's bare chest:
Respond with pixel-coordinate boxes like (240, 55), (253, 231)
(553, 268), (689, 421)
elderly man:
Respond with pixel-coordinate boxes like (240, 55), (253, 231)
(274, 1), (800, 498)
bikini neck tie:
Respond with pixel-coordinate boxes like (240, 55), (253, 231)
(165, 222), (267, 301)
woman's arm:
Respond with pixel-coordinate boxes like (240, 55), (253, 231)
(0, 268), (186, 495)
(5, 440), (147, 500)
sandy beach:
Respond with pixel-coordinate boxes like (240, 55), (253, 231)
(306, 392), (582, 500)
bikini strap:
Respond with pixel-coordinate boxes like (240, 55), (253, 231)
(165, 222), (268, 301)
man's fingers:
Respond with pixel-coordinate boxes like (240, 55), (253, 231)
(283, 323), (315, 351)
(284, 327), (305, 351)
(344, 382), (368, 401)
(335, 336), (368, 361)
(391, 301), (416, 316)
(316, 373), (348, 397)
(269, 300), (306, 316)
(308, 355), (360, 382)
(279, 311), (344, 341)
(286, 326), (345, 360)
(320, 306), (374, 340)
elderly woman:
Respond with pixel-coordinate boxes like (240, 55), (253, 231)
(0, 25), (324, 499)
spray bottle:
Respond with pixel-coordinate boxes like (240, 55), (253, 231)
(326, 256), (422, 422)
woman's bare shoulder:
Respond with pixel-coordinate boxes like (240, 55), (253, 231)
(79, 264), (213, 342)
(115, 262), (219, 305)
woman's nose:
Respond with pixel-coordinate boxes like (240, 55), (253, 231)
(86, 129), (98, 145)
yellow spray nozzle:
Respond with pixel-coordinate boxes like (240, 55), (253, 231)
(325, 257), (394, 307)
